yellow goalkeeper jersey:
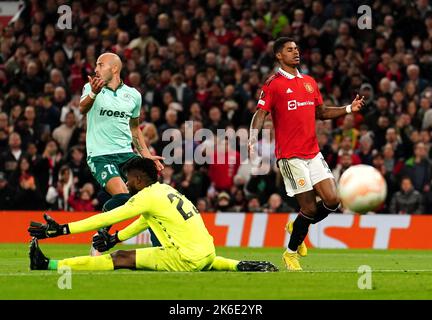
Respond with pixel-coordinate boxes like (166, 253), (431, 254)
(68, 182), (215, 261)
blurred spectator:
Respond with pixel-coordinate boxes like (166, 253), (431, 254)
(0, 172), (14, 210)
(128, 24), (156, 53)
(215, 191), (232, 212)
(332, 151), (352, 182)
(196, 197), (210, 212)
(206, 106), (229, 134)
(401, 142), (432, 193)
(46, 164), (74, 211)
(245, 160), (277, 204)
(158, 109), (179, 136)
(246, 196), (262, 213)
(36, 95), (61, 133)
(264, 2), (289, 38)
(142, 122), (163, 156)
(174, 163), (207, 204)
(68, 117), (87, 150)
(389, 176), (424, 214)
(406, 64), (428, 94)
(60, 95), (83, 124)
(167, 73), (194, 110)
(66, 146), (93, 189)
(0, 132), (23, 179)
(0, 112), (9, 153)
(9, 156), (45, 210)
(17, 106), (44, 148)
(365, 96), (394, 133)
(264, 193), (293, 213)
(382, 143), (404, 176)
(52, 111), (76, 153)
(230, 188), (247, 212)
(356, 134), (375, 165)
(19, 61), (44, 97)
(333, 114), (360, 148)
(372, 152), (398, 210)
(159, 165), (176, 187)
(153, 13), (171, 45)
(36, 139), (63, 195)
(385, 127), (406, 159)
(208, 137), (240, 191)
(334, 136), (361, 165)
(68, 182), (98, 212)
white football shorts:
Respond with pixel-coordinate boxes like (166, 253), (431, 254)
(278, 152), (335, 197)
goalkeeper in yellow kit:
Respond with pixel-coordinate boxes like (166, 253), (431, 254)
(28, 157), (278, 272)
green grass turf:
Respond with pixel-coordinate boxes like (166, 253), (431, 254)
(0, 243), (431, 300)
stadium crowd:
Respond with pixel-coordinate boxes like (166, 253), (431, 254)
(1, 0), (432, 214)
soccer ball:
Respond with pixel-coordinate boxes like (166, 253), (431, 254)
(338, 164), (387, 213)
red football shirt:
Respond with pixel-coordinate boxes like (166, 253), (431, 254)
(257, 68), (323, 159)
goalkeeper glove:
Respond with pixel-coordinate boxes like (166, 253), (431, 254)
(28, 213), (70, 239)
(92, 229), (120, 252)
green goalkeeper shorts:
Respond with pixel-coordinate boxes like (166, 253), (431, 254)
(87, 152), (139, 188)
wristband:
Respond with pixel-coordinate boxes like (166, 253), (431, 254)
(88, 91), (97, 99)
(346, 104), (352, 114)
(60, 224), (70, 235)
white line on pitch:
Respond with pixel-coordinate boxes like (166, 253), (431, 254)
(1, 270), (432, 276)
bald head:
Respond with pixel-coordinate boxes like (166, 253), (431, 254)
(95, 53), (123, 83)
(99, 53), (122, 70)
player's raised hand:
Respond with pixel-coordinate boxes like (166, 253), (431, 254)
(88, 75), (105, 94)
(28, 213), (69, 239)
(351, 94), (365, 112)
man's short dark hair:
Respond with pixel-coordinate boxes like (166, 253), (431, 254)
(273, 37), (296, 57)
(123, 157), (158, 183)
(401, 175), (412, 183)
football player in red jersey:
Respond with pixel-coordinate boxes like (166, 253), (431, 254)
(249, 37), (365, 270)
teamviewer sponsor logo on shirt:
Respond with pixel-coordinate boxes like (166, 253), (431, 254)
(297, 101), (314, 107)
(287, 100), (314, 111)
(287, 100), (297, 110)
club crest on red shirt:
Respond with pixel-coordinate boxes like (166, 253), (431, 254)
(304, 82), (314, 93)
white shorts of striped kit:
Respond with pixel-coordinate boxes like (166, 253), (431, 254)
(278, 152), (335, 197)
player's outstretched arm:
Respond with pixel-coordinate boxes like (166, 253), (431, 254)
(130, 117), (164, 171)
(315, 94), (365, 120)
(28, 200), (144, 238)
(248, 108), (269, 156)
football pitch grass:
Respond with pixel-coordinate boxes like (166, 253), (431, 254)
(0, 244), (431, 300)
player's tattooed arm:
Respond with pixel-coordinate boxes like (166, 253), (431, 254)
(249, 109), (269, 153)
(129, 117), (165, 171)
(130, 117), (151, 157)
